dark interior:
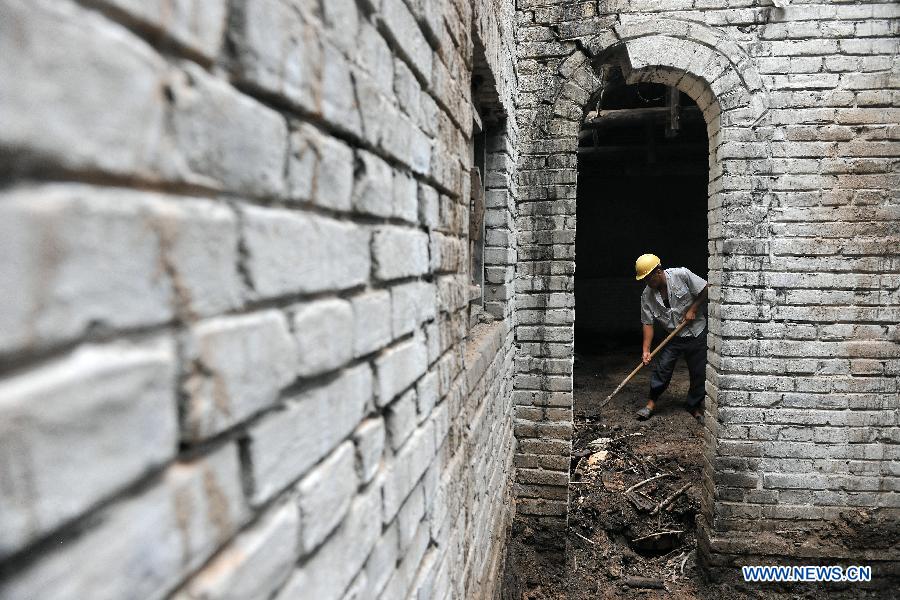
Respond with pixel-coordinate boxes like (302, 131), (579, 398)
(576, 67), (709, 351)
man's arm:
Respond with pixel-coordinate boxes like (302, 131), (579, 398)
(683, 285), (709, 323)
(641, 324), (654, 365)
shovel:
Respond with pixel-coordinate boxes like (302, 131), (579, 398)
(598, 320), (689, 408)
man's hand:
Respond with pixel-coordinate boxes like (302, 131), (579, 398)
(642, 351), (652, 365)
(682, 285), (708, 325)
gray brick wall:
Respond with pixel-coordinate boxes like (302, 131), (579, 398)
(513, 0), (899, 568)
(2, 0), (898, 592)
(0, 0), (519, 598)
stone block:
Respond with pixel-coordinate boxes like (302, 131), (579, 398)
(397, 484), (426, 554)
(418, 184), (440, 229)
(342, 573), (369, 600)
(430, 232), (466, 274)
(355, 21), (395, 96)
(286, 122), (354, 211)
(321, 42), (363, 136)
(297, 442), (358, 554)
(146, 196), (244, 319)
(352, 418), (386, 484)
(291, 299), (354, 378)
(379, 0), (433, 82)
(407, 0), (443, 47)
(393, 170), (419, 223)
(99, 0), (227, 59)
(168, 62), (288, 197)
(241, 205), (370, 298)
(1, 445), (246, 600)
(0, 0), (171, 178)
(415, 371), (440, 422)
(0, 338), (176, 559)
(182, 311), (297, 441)
(375, 335), (429, 406)
(364, 522), (400, 597)
(381, 419), (436, 523)
(372, 227), (430, 281)
(172, 501), (299, 600)
(386, 389), (418, 450)
(321, 0), (360, 56)
(230, 0), (322, 113)
(352, 149), (394, 218)
(246, 364), (372, 505)
(0, 185), (173, 354)
(351, 291), (392, 357)
(274, 485), (381, 600)
(391, 281), (429, 338)
(394, 58), (424, 125)
(378, 519), (430, 598)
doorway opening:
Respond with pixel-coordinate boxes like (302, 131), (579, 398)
(569, 65), (712, 597)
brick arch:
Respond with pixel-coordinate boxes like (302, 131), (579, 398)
(530, 17), (770, 135)
(512, 22), (772, 561)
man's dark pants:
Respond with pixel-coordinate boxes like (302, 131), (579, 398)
(649, 328), (707, 409)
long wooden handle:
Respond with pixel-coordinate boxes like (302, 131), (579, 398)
(599, 320), (690, 407)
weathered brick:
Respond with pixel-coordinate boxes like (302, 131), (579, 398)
(241, 205), (370, 297)
(1, 445), (246, 600)
(391, 281), (433, 338)
(352, 150), (394, 218)
(168, 62), (288, 197)
(274, 484), (381, 599)
(291, 299), (354, 377)
(321, 0), (360, 55)
(99, 0), (228, 59)
(297, 442), (358, 554)
(172, 501), (299, 600)
(230, 0), (321, 112)
(416, 371), (440, 421)
(182, 311), (297, 441)
(356, 21), (395, 94)
(379, 0), (433, 82)
(386, 389), (419, 450)
(372, 227), (430, 281)
(0, 0), (170, 177)
(382, 419), (436, 523)
(396, 483), (426, 553)
(0, 338), (176, 558)
(375, 335), (429, 406)
(394, 170), (420, 223)
(246, 364), (372, 505)
(148, 197), (244, 318)
(378, 519), (431, 599)
(419, 184), (440, 228)
(352, 418), (386, 484)
(0, 185), (173, 353)
(320, 42), (363, 136)
(351, 290), (393, 357)
(286, 123), (355, 210)
(364, 522), (400, 597)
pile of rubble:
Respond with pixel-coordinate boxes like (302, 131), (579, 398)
(568, 429), (702, 593)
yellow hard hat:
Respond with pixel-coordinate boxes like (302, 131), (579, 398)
(635, 254), (661, 280)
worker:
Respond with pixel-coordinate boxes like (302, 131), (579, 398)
(633, 254), (708, 423)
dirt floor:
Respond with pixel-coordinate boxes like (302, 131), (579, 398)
(501, 345), (894, 599)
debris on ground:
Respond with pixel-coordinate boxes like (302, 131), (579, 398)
(501, 348), (895, 599)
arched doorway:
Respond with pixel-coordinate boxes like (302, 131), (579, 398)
(567, 64), (712, 594)
(510, 23), (769, 576)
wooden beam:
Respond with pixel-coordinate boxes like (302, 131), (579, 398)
(581, 105), (701, 129)
(576, 143), (706, 156)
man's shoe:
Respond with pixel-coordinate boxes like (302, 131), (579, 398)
(636, 406), (653, 420)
